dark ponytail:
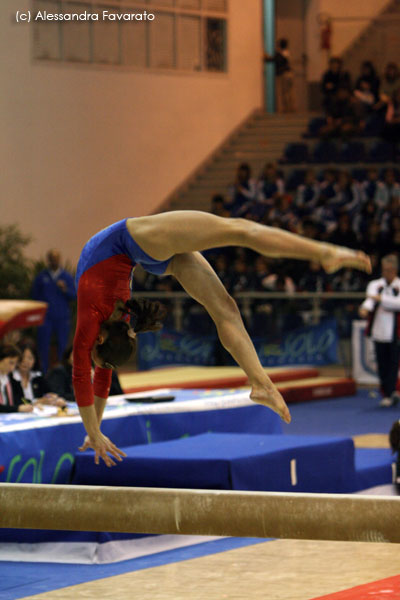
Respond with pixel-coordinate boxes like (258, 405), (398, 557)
(96, 299), (167, 369)
(124, 298), (167, 332)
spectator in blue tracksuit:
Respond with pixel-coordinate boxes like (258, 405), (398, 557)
(32, 249), (76, 373)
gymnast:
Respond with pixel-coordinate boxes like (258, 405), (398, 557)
(73, 211), (371, 466)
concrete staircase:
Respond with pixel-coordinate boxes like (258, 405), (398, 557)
(167, 111), (311, 213)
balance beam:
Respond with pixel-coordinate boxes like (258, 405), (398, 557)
(1, 484), (399, 543)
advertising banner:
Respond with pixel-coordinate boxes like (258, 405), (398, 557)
(138, 319), (338, 370)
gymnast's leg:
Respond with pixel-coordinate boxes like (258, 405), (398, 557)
(127, 211), (371, 274)
(165, 251), (291, 423)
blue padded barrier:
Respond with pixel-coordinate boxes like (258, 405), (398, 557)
(72, 432), (356, 494)
(354, 448), (393, 492)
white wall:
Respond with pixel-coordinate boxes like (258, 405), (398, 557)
(1, 0), (263, 264)
(321, 0), (390, 56)
(306, 0), (390, 81)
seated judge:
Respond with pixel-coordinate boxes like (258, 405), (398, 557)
(0, 344), (32, 413)
(11, 343), (66, 408)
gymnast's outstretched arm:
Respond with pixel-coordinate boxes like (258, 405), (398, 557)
(166, 252), (291, 423)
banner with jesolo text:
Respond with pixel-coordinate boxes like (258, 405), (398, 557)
(253, 318), (338, 368)
(138, 319), (338, 370)
(138, 329), (217, 370)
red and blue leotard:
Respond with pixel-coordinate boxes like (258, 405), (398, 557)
(73, 219), (171, 407)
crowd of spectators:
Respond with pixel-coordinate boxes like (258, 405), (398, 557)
(134, 157), (400, 337)
(320, 58), (400, 140)
(133, 59), (400, 336)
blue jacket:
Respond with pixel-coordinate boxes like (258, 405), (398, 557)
(32, 269), (76, 320)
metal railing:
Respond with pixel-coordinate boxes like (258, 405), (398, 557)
(133, 290), (366, 331)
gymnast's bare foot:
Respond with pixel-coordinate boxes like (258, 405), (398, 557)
(250, 383), (291, 424)
(320, 243), (372, 275)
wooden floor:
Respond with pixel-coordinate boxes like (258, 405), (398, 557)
(22, 539), (400, 600)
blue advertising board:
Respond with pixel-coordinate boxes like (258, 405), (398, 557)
(138, 319), (338, 370)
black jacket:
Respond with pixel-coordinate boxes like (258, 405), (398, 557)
(46, 364), (74, 402)
(46, 364), (123, 402)
(0, 376), (25, 413)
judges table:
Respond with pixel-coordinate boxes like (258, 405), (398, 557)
(0, 389), (282, 485)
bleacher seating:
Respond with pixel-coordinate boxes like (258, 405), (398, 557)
(304, 117), (327, 138)
(367, 141), (395, 162)
(280, 143), (309, 164)
(363, 113), (386, 137)
(351, 167), (368, 182)
(304, 115), (385, 139)
(338, 141), (366, 163)
(280, 136), (399, 166)
(312, 140), (338, 163)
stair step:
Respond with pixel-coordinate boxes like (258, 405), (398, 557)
(164, 111), (317, 211)
(223, 145), (289, 153)
(177, 191), (224, 200)
(214, 153), (282, 161)
(237, 129), (305, 137)
(253, 115), (310, 122)
(187, 186), (227, 194)
(226, 140), (291, 148)
(170, 201), (211, 211)
(242, 127), (307, 135)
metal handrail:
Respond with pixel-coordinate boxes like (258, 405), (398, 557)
(132, 290), (367, 330)
(132, 291), (367, 299)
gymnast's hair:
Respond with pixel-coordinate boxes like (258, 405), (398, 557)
(96, 299), (167, 369)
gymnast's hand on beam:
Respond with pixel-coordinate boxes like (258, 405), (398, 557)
(79, 433), (127, 467)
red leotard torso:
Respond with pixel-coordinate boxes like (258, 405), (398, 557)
(73, 219), (171, 407)
(73, 255), (132, 406)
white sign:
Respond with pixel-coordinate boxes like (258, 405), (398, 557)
(351, 320), (379, 385)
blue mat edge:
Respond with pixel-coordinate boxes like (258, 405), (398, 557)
(0, 536), (268, 599)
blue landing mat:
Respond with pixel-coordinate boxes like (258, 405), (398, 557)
(73, 432), (356, 494)
(355, 448), (393, 491)
(282, 389), (400, 437)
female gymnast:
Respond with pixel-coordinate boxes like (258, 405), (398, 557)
(73, 211), (371, 466)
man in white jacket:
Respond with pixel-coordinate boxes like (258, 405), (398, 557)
(359, 254), (400, 407)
